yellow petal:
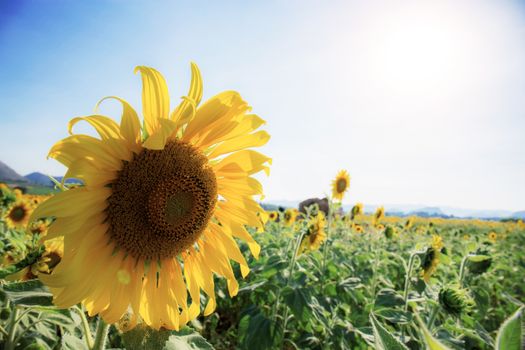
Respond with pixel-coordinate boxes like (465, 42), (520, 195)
(62, 158), (116, 187)
(134, 66), (170, 136)
(96, 96), (142, 152)
(213, 150), (271, 177)
(49, 135), (123, 171)
(207, 131), (270, 159)
(142, 118), (178, 150)
(30, 187), (110, 222)
(182, 91), (248, 142)
(171, 62), (203, 127)
(68, 115), (121, 140)
(197, 114), (266, 150)
(208, 223), (250, 278)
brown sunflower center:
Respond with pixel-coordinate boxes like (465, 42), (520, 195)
(106, 139), (217, 260)
(9, 206), (27, 222)
(336, 178), (347, 193)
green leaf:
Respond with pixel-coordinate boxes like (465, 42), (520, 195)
(369, 313), (409, 350)
(122, 324), (172, 350)
(62, 333), (89, 350)
(495, 306), (524, 350)
(283, 286), (313, 321)
(374, 289), (405, 309)
(2, 279), (53, 307)
(238, 307), (275, 350)
(238, 280), (267, 294)
(164, 330), (214, 350)
(374, 308), (412, 324)
(414, 313), (452, 350)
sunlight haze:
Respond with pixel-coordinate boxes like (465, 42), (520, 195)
(1, 0), (524, 211)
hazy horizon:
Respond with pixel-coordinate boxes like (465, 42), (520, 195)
(1, 0), (525, 211)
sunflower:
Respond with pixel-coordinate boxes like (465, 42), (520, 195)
(30, 63), (270, 330)
(420, 235), (444, 282)
(6, 238), (64, 281)
(376, 224), (385, 231)
(373, 206), (385, 226)
(353, 224), (364, 233)
(404, 217), (414, 229)
(283, 208), (297, 227)
(4, 200), (33, 229)
(299, 213), (326, 253)
(487, 231), (497, 243)
(29, 219), (49, 236)
(349, 202), (363, 220)
(268, 211), (278, 222)
(331, 170), (350, 201)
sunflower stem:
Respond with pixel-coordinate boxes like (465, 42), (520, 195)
(458, 255), (469, 287)
(403, 253), (417, 312)
(76, 305), (94, 349)
(275, 229), (306, 347)
(426, 303), (439, 329)
(92, 317), (110, 350)
(320, 200), (333, 282)
(5, 306), (19, 350)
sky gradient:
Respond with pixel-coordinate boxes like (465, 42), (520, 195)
(1, 0), (525, 211)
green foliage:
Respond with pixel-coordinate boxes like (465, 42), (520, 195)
(369, 314), (409, 350)
(1, 183), (523, 350)
(495, 306), (523, 350)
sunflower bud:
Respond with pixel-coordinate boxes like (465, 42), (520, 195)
(0, 307), (11, 320)
(384, 226), (395, 239)
(466, 254), (492, 275)
(438, 286), (475, 316)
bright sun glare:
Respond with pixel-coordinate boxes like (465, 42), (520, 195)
(361, 3), (476, 97)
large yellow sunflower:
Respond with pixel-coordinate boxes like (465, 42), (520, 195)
(4, 200), (33, 229)
(30, 63), (271, 330)
(331, 170), (350, 201)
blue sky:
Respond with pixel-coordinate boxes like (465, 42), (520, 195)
(1, 0), (525, 211)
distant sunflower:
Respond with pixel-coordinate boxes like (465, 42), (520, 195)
(376, 224), (385, 231)
(350, 202), (363, 220)
(421, 235), (444, 282)
(373, 206), (385, 226)
(5, 200), (33, 229)
(488, 231), (497, 243)
(30, 63), (270, 330)
(268, 211), (278, 222)
(405, 217), (414, 229)
(353, 224), (364, 233)
(29, 220), (48, 236)
(331, 170), (350, 201)
(6, 238), (63, 281)
(299, 213), (326, 253)
(283, 208), (297, 227)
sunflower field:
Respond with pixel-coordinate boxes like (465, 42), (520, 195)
(0, 64), (524, 350)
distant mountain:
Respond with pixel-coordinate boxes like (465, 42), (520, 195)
(511, 211), (525, 219)
(0, 160), (28, 182)
(409, 207), (444, 216)
(25, 172), (80, 186)
(25, 172), (56, 186)
(262, 200), (519, 220)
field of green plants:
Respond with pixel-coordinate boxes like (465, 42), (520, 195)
(0, 183), (523, 350)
